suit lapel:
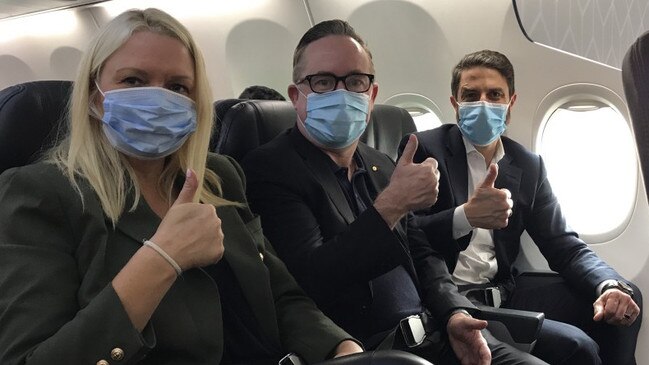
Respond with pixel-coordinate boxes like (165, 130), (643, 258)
(495, 153), (522, 199)
(446, 127), (470, 205)
(290, 128), (356, 224)
(218, 206), (282, 347)
(114, 195), (160, 245)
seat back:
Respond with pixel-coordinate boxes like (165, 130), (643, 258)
(0, 80), (72, 174)
(622, 30), (649, 199)
(212, 99), (417, 162)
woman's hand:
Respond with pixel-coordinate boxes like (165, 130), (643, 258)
(333, 340), (364, 358)
(150, 169), (225, 272)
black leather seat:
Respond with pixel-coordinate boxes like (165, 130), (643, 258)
(212, 99), (416, 162)
(0, 80), (72, 174)
(623, 30), (649, 198)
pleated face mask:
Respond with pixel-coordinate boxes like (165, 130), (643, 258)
(98, 86), (197, 159)
(458, 100), (509, 146)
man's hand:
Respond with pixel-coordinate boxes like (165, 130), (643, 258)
(375, 134), (440, 228)
(464, 163), (512, 229)
(447, 312), (491, 365)
(593, 289), (640, 326)
(333, 340), (363, 358)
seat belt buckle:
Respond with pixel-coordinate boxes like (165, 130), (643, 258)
(485, 287), (502, 308)
(278, 353), (306, 365)
(399, 314), (427, 348)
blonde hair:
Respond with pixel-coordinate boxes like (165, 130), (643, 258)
(50, 8), (231, 224)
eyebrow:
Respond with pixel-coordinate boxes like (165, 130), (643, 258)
(460, 86), (505, 95)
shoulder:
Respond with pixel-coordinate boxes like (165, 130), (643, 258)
(414, 123), (455, 141)
(501, 136), (541, 165)
(0, 162), (79, 201)
(206, 153), (247, 201)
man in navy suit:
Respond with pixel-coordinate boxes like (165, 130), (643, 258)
(402, 49), (642, 364)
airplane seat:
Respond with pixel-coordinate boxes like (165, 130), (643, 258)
(362, 104), (416, 161)
(213, 99), (295, 161)
(0, 80), (72, 174)
(210, 98), (245, 152)
(622, 30), (649, 199)
(213, 98), (544, 353)
(212, 99), (416, 162)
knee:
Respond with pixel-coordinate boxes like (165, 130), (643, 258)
(563, 332), (601, 365)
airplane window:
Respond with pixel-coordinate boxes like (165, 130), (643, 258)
(408, 107), (442, 132)
(383, 93), (443, 132)
(538, 102), (637, 240)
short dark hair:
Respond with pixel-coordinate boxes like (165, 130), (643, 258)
(292, 19), (374, 82)
(238, 85), (286, 101)
(451, 50), (515, 99)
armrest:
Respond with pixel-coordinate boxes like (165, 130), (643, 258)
(314, 350), (433, 365)
(474, 305), (544, 353)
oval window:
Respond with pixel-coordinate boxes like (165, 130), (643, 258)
(538, 100), (636, 241)
(383, 93), (443, 131)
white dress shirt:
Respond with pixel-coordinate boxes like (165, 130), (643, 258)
(451, 136), (505, 285)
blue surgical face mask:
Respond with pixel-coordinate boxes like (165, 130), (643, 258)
(97, 86), (197, 159)
(298, 88), (370, 149)
(457, 100), (509, 146)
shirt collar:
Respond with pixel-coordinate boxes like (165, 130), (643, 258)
(461, 135), (505, 165)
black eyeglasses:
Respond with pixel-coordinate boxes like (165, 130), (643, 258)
(298, 73), (374, 93)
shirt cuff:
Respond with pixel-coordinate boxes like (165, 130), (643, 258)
(596, 279), (618, 296)
(453, 204), (473, 239)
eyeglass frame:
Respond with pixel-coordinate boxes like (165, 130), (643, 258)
(297, 72), (375, 94)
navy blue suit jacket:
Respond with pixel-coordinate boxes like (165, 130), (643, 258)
(404, 124), (623, 298)
(242, 127), (473, 342)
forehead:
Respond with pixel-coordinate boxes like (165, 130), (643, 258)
(300, 35), (372, 76)
(101, 30), (194, 78)
(459, 66), (508, 92)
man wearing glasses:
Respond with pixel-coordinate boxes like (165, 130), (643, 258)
(242, 20), (546, 365)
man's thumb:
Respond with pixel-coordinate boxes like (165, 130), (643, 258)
(480, 163), (498, 188)
(174, 169), (198, 205)
(398, 134), (418, 166)
(593, 301), (604, 321)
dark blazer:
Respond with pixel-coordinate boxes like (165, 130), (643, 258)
(0, 154), (351, 365)
(241, 127), (472, 342)
(406, 124), (623, 297)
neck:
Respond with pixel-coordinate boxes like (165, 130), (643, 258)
(127, 157), (165, 188)
(323, 144), (357, 173)
(474, 140), (498, 167)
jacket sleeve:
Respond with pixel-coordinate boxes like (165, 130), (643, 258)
(0, 165), (154, 365)
(241, 150), (408, 303)
(406, 215), (476, 319)
(211, 155), (358, 363)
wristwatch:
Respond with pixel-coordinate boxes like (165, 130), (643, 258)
(601, 280), (634, 298)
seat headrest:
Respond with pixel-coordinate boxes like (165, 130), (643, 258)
(214, 100), (295, 162)
(0, 80), (72, 173)
(622, 30), (649, 198)
(213, 99), (416, 162)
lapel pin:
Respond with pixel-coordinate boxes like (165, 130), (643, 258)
(371, 165), (378, 172)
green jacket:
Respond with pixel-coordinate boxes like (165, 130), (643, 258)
(0, 154), (352, 365)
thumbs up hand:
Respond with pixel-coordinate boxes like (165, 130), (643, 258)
(464, 163), (513, 229)
(375, 134), (440, 228)
(149, 169), (225, 272)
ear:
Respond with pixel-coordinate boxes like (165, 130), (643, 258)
(509, 93), (517, 108)
(506, 93), (517, 125)
(450, 96), (460, 122)
(369, 82), (379, 104)
(288, 84), (300, 107)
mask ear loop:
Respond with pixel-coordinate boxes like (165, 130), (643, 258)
(91, 81), (106, 120)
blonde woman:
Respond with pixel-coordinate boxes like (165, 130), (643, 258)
(0, 8), (365, 364)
